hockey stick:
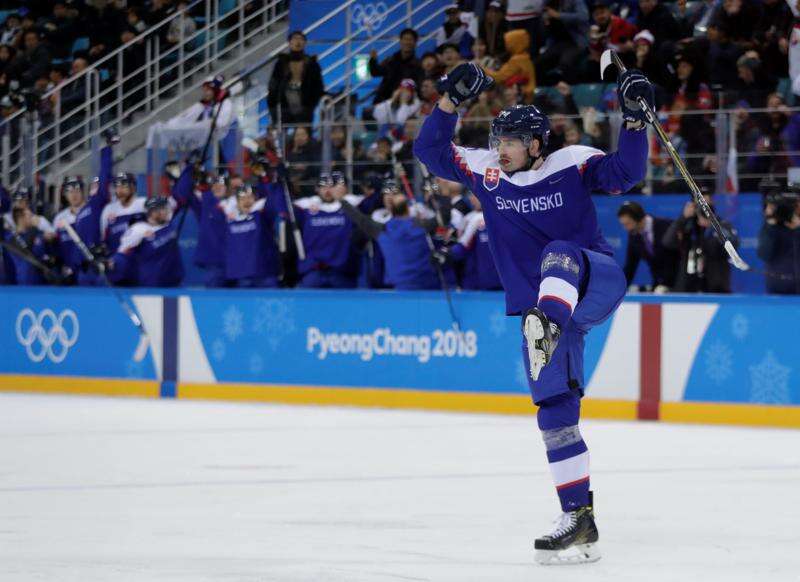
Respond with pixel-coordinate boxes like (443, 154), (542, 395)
(393, 158), (462, 332)
(63, 223), (149, 362)
(0, 238), (63, 284)
(601, 49), (749, 271)
(270, 107), (306, 261)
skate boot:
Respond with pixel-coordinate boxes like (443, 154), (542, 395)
(534, 492), (600, 566)
(523, 307), (561, 381)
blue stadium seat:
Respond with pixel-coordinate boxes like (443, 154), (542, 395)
(218, 0), (236, 15)
(571, 84), (605, 109)
(72, 37), (90, 55)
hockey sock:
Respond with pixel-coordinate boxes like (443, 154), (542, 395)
(537, 391), (590, 512)
(537, 241), (585, 330)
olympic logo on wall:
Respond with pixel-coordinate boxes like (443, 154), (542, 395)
(15, 308), (80, 363)
(352, 2), (389, 33)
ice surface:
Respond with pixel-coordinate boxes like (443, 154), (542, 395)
(1, 393), (799, 582)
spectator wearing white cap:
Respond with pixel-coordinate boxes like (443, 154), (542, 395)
(435, 4), (477, 58)
(479, 1), (508, 57)
(632, 30), (667, 87)
(372, 79), (421, 136)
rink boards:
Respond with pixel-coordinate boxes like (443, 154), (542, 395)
(1, 287), (799, 428)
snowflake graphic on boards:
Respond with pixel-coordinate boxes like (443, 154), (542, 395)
(731, 313), (749, 341)
(211, 338), (226, 362)
(704, 341), (733, 385)
(489, 309), (507, 338)
(222, 305), (244, 342)
(249, 353), (264, 375)
(251, 299), (297, 351)
(748, 351), (791, 404)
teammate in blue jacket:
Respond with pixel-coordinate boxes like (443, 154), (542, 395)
(111, 196), (184, 287)
(414, 62), (653, 564)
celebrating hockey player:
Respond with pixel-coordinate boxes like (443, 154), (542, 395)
(414, 62), (652, 564)
(110, 196), (183, 287)
(100, 172), (146, 254)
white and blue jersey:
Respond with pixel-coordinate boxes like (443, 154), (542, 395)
(414, 106), (647, 315)
(450, 210), (502, 291)
(100, 197), (147, 253)
(112, 217), (184, 287)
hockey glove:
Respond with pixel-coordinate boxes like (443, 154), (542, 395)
(437, 63), (494, 107)
(617, 69), (655, 125)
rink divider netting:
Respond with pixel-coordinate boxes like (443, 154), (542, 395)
(2, 287), (799, 429)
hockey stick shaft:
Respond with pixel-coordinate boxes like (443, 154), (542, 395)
(63, 223), (145, 332)
(271, 111), (306, 260)
(602, 50), (748, 271)
(0, 238), (62, 283)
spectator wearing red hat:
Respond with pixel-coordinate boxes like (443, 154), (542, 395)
(373, 79), (421, 135)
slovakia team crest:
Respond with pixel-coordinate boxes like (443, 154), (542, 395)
(483, 167), (501, 191)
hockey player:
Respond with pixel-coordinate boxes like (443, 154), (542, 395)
(100, 172), (146, 254)
(447, 193), (502, 290)
(223, 184), (283, 288)
(414, 62), (652, 564)
(53, 138), (115, 285)
(171, 165), (237, 287)
(4, 207), (55, 285)
(1, 187), (55, 235)
(293, 171), (363, 288)
(110, 196), (184, 287)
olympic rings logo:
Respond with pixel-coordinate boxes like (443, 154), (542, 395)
(352, 2), (389, 33)
(15, 308), (80, 363)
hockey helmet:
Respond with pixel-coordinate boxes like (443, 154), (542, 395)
(113, 172), (137, 188)
(490, 105), (551, 151)
(144, 195), (169, 213)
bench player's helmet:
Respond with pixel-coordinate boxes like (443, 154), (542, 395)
(113, 172), (137, 189)
(489, 105), (551, 155)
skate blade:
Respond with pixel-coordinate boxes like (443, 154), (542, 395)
(524, 316), (546, 381)
(535, 543), (601, 566)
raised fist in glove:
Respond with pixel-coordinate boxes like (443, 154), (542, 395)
(437, 63), (494, 107)
(617, 69), (655, 125)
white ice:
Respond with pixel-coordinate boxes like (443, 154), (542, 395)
(1, 393), (799, 582)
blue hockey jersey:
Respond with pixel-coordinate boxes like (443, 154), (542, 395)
(414, 106), (647, 314)
(112, 217), (184, 287)
(294, 195), (363, 277)
(223, 189), (283, 281)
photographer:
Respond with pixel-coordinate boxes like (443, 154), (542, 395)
(757, 193), (800, 294)
(662, 193), (739, 293)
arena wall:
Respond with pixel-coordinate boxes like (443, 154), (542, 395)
(2, 287), (799, 428)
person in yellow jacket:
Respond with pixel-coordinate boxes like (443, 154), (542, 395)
(483, 29), (536, 103)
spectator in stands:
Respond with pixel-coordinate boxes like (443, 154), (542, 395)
(436, 4), (476, 59)
(617, 201), (679, 292)
(662, 194), (739, 293)
(734, 52), (776, 109)
(86, 0), (124, 61)
(367, 136), (394, 177)
(40, 2), (78, 60)
(165, 1), (196, 50)
(0, 14), (22, 48)
(471, 37), (498, 70)
(632, 30), (667, 92)
(368, 28), (422, 105)
(705, 24), (742, 89)
(438, 43), (463, 74)
(501, 82), (524, 107)
(483, 30), (535, 102)
(287, 125), (320, 197)
(636, 0), (682, 48)
(0, 45), (17, 84)
(460, 90), (500, 147)
(591, 0), (638, 60)
(420, 51), (443, 79)
(754, 0), (791, 80)
(14, 30), (51, 88)
(536, 0), (589, 85)
(479, 1), (507, 58)
(120, 26), (146, 115)
(506, 0), (543, 56)
(709, 0), (760, 50)
(743, 93), (790, 183)
(418, 77), (440, 116)
(148, 0), (178, 27)
(126, 8), (148, 35)
(373, 79), (421, 135)
(267, 31), (324, 126)
(758, 192), (800, 294)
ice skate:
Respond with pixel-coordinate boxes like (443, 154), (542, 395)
(534, 493), (600, 566)
(523, 307), (560, 381)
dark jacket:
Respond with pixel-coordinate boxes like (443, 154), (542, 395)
(635, 4), (682, 46)
(368, 50), (422, 104)
(757, 222), (800, 294)
(623, 215), (680, 288)
(267, 51), (324, 125)
(663, 214), (739, 293)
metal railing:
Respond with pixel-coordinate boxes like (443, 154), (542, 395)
(2, 0), (287, 201)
